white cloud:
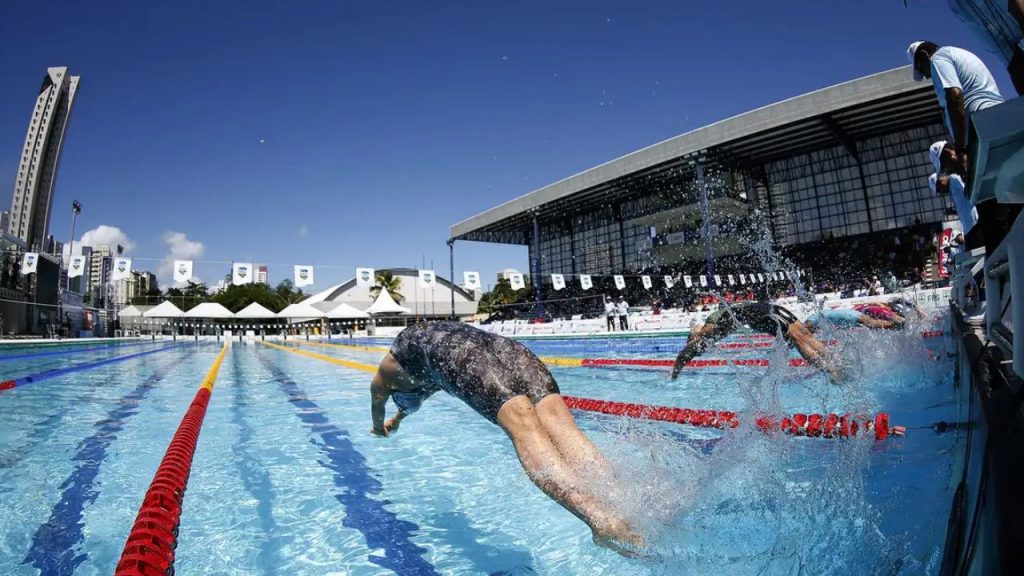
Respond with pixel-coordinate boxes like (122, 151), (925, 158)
(157, 231), (205, 287)
(297, 225), (309, 237)
(63, 225), (135, 259)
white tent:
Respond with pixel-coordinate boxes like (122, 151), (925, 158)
(325, 302), (370, 319)
(184, 302), (235, 318)
(118, 305), (143, 318)
(278, 302), (327, 319)
(143, 301), (186, 318)
(366, 289), (411, 315)
(235, 302), (278, 318)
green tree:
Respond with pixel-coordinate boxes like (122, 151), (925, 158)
(213, 283), (287, 313)
(274, 279), (305, 305)
(478, 278), (532, 314)
(370, 271), (405, 304)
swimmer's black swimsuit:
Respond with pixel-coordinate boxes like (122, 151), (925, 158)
(389, 322), (559, 423)
(671, 303), (799, 379)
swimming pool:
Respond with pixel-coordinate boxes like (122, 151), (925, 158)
(0, 321), (959, 575)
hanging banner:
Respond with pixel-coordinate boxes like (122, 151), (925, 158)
(113, 258), (133, 281)
(232, 262), (253, 286)
(356, 267), (375, 287)
(798, 269), (805, 277)
(294, 265), (315, 287)
(683, 275), (693, 288)
(69, 255), (86, 278)
(739, 274), (746, 285)
(579, 274), (592, 290)
(727, 274), (735, 285)
(664, 275), (674, 288)
(613, 275), (625, 290)
(173, 260), (193, 284)
(21, 252), (38, 275)
(757, 273), (765, 283)
(713, 275), (722, 286)
(509, 272), (525, 290)
(463, 271), (480, 291)
(699, 275), (708, 287)
(418, 269), (436, 288)
(551, 273), (566, 291)
(641, 275), (652, 290)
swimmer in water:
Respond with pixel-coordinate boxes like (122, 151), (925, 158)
(670, 302), (839, 381)
(369, 321), (645, 557)
(804, 307), (902, 331)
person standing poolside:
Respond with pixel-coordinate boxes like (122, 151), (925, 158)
(616, 297), (629, 331)
(369, 321), (645, 556)
(604, 297), (617, 332)
(670, 302), (838, 380)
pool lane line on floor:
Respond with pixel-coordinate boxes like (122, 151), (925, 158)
(263, 341), (901, 441)
(23, 353), (189, 575)
(114, 343), (228, 576)
(0, 339), (164, 361)
(0, 343), (189, 393)
(254, 347), (440, 576)
(280, 340), (810, 370)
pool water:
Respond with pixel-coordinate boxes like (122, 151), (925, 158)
(0, 321), (959, 575)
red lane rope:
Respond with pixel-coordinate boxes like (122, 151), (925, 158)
(114, 345), (228, 576)
(577, 357), (810, 369)
(562, 395), (900, 441)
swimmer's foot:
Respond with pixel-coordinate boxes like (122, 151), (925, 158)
(592, 522), (648, 558)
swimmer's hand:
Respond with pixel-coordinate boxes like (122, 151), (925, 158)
(592, 522), (651, 559)
(383, 415), (402, 434)
(369, 425), (389, 437)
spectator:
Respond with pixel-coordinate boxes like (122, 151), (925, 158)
(616, 297), (630, 331)
(929, 140), (981, 248)
(946, 0), (1024, 94)
(907, 41), (1004, 165)
(604, 297), (616, 332)
(869, 276), (882, 296)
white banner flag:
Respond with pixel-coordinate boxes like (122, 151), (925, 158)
(173, 260), (193, 284)
(728, 274), (735, 285)
(463, 271), (480, 291)
(509, 272), (525, 290)
(355, 267), (375, 287)
(641, 275), (652, 290)
(579, 274), (592, 290)
(683, 275), (692, 288)
(294, 265), (314, 287)
(613, 275), (625, 290)
(699, 275), (708, 287)
(69, 255), (86, 278)
(798, 269), (805, 277)
(713, 274), (722, 286)
(757, 273), (765, 283)
(551, 273), (566, 291)
(232, 262), (253, 286)
(418, 269), (436, 288)
(21, 252), (38, 275)
(113, 258), (132, 281)
(664, 275), (674, 288)
(739, 274), (746, 285)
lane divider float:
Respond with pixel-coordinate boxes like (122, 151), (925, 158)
(114, 344), (228, 576)
(263, 342), (902, 441)
(0, 339), (164, 362)
(0, 343), (187, 394)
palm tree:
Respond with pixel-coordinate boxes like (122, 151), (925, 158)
(370, 270), (405, 304)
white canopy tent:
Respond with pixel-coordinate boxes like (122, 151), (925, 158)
(366, 289), (411, 315)
(143, 301), (186, 318)
(278, 302), (327, 320)
(235, 302), (278, 319)
(117, 305), (143, 318)
(325, 302), (370, 319)
(184, 302), (235, 319)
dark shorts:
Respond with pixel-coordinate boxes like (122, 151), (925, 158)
(389, 322), (559, 423)
(704, 302), (797, 341)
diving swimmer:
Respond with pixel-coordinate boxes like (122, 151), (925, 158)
(670, 302), (838, 380)
(369, 321), (645, 556)
(804, 307), (901, 331)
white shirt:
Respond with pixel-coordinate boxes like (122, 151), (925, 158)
(930, 46), (1004, 135)
(947, 0), (1024, 63)
(604, 301), (616, 317)
(616, 301), (629, 316)
(947, 174), (979, 233)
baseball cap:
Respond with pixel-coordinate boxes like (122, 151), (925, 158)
(929, 140), (946, 171)
(907, 41), (925, 80)
(928, 172), (938, 194)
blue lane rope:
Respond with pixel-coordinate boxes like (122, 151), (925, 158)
(0, 340), (165, 362)
(1, 343), (189, 392)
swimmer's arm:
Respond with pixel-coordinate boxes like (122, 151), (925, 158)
(370, 374), (391, 436)
(384, 411), (408, 434)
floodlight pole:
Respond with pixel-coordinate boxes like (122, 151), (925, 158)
(696, 162), (715, 280)
(67, 200), (81, 292)
(448, 240), (455, 320)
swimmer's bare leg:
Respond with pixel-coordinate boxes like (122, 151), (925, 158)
(496, 396), (645, 556)
(858, 315), (895, 330)
(535, 394), (612, 475)
(787, 322), (843, 381)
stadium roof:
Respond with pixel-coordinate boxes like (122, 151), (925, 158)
(450, 66), (942, 244)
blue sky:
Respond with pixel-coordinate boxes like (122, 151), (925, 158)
(0, 1), (1004, 292)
